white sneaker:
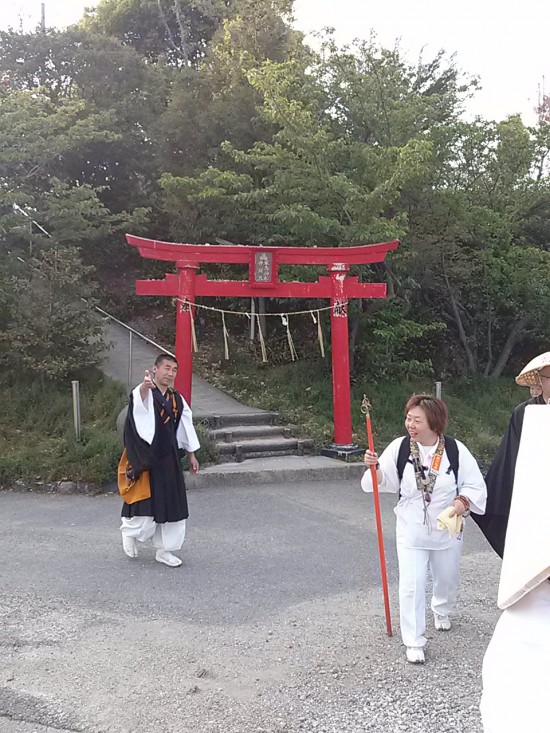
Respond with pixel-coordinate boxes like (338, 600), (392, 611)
(155, 550), (182, 567)
(122, 535), (138, 558)
(434, 614), (451, 631)
(406, 647), (425, 664)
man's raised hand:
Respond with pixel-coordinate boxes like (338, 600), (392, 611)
(139, 369), (155, 402)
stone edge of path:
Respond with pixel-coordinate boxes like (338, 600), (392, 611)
(185, 455), (366, 489)
(3, 457), (365, 495)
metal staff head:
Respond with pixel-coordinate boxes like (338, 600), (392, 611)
(361, 394), (372, 418)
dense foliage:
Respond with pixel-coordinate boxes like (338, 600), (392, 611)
(0, 0), (548, 383)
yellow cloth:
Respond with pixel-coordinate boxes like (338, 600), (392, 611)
(436, 506), (463, 537)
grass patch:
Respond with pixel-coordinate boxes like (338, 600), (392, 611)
(0, 368), (127, 486)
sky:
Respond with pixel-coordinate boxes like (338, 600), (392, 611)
(2, 0), (549, 124)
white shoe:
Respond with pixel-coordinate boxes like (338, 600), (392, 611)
(406, 647), (425, 664)
(434, 614), (451, 631)
(155, 550), (182, 567)
(122, 535), (138, 558)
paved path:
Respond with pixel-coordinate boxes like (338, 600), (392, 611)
(101, 320), (264, 419)
(0, 486), (501, 733)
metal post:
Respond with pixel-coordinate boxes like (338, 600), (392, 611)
(128, 331), (133, 388)
(435, 381), (442, 399)
(250, 298), (256, 341)
(71, 380), (81, 442)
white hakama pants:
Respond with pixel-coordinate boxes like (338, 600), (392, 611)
(397, 540), (462, 647)
(120, 517), (186, 552)
(481, 581), (550, 733)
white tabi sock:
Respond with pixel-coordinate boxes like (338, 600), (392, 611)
(122, 535), (138, 558)
(155, 549), (182, 567)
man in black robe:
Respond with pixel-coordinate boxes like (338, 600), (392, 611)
(120, 353), (200, 567)
(472, 352), (550, 557)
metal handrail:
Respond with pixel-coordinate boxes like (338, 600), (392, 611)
(95, 305), (175, 358)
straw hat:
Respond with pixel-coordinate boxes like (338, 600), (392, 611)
(515, 352), (550, 386)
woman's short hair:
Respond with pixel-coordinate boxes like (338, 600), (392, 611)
(404, 394), (448, 435)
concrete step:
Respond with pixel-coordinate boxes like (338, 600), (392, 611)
(238, 448), (300, 460)
(217, 436), (315, 461)
(210, 424), (299, 441)
(186, 455), (365, 489)
(202, 412), (280, 428)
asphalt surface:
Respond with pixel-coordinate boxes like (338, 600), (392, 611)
(0, 484), (502, 733)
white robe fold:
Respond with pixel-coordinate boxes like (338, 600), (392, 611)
(481, 405), (550, 733)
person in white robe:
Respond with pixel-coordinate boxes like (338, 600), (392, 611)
(480, 353), (550, 733)
(362, 394), (487, 664)
(120, 354), (200, 567)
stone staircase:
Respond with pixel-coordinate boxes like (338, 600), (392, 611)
(204, 411), (315, 462)
(103, 321), (363, 484)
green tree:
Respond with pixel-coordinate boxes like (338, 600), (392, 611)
(82, 0), (232, 66)
(0, 28), (166, 212)
(158, 37), (467, 244)
(0, 248), (103, 380)
(0, 86), (147, 378)
(155, 0), (304, 176)
(409, 116), (550, 377)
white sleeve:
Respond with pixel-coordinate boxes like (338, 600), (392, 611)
(176, 396), (201, 452)
(360, 438), (402, 494)
(131, 386), (155, 445)
(455, 440), (487, 515)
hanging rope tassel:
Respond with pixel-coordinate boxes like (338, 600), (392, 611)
(312, 310), (325, 357)
(282, 315), (298, 361)
(222, 312), (230, 360)
(317, 311), (325, 357)
(256, 314), (268, 362)
(288, 319), (298, 361)
(190, 306), (198, 353)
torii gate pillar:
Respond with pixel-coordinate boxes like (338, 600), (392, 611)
(174, 262), (199, 403)
(325, 263), (355, 454)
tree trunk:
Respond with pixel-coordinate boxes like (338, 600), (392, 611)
(489, 316), (531, 379)
(483, 314), (493, 377)
(441, 256), (477, 373)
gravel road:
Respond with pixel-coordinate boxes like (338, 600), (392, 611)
(0, 483), (501, 733)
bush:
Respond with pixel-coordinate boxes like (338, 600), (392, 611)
(0, 369), (126, 486)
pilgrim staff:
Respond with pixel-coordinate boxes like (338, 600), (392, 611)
(361, 396), (393, 637)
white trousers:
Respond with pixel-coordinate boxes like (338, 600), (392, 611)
(481, 581), (550, 733)
(120, 517), (186, 552)
(396, 540), (462, 647)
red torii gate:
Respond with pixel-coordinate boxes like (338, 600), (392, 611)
(127, 234), (399, 456)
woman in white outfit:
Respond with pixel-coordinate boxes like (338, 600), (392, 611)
(362, 394), (487, 664)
